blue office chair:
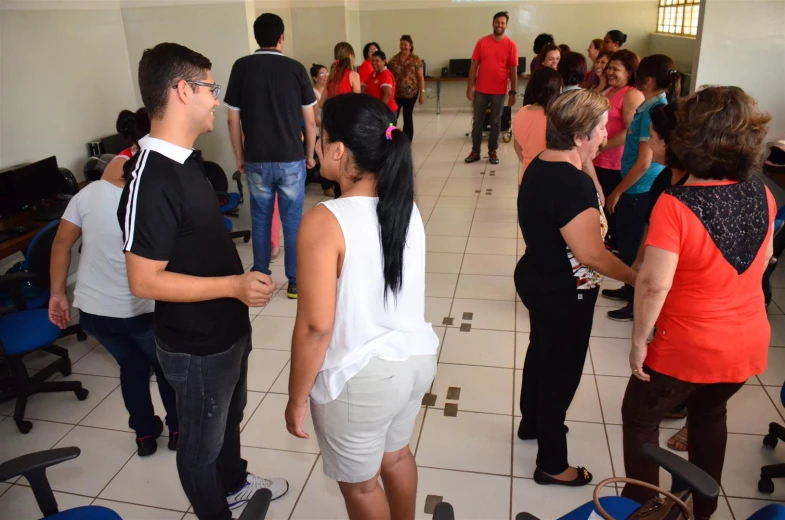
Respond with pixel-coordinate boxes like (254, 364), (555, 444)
(432, 445), (785, 520)
(759, 381), (785, 493)
(0, 220), (87, 341)
(0, 447), (273, 520)
(764, 205), (785, 308)
(0, 259), (88, 434)
(203, 161), (251, 243)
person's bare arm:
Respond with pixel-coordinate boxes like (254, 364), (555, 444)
(513, 138), (524, 163)
(125, 252), (274, 307)
(101, 157), (128, 183)
(350, 71), (362, 93)
(508, 66), (518, 106)
(227, 109), (245, 174)
(417, 66), (426, 104)
(466, 60), (479, 101)
(606, 142), (654, 213)
(630, 245), (678, 380)
(561, 208), (636, 285)
(380, 85), (393, 105)
(48, 220), (82, 329)
(302, 106), (317, 169)
(601, 89), (643, 151)
(582, 159), (605, 207)
(286, 205), (343, 439)
(312, 103), (321, 128)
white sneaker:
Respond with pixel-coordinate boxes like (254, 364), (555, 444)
(226, 473), (289, 510)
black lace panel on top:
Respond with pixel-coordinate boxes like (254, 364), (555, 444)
(666, 176), (768, 275)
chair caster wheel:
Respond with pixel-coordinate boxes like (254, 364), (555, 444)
(75, 388), (89, 401)
(60, 363), (72, 377)
(764, 433), (779, 449)
(759, 478), (775, 494)
(503, 134), (512, 143)
(244, 236), (251, 243)
(77, 331), (87, 341)
(16, 420), (33, 434)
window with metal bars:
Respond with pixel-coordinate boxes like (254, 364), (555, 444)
(657, 0), (700, 37)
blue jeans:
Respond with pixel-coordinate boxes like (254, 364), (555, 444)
(245, 161), (306, 286)
(78, 311), (178, 438)
(156, 333), (251, 520)
(616, 192), (650, 296)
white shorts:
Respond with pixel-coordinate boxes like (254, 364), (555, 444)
(310, 354), (437, 483)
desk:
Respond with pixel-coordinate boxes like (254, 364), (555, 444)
(425, 74), (531, 114)
(0, 213), (46, 261)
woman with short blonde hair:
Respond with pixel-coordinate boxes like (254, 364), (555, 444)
(516, 89), (636, 487)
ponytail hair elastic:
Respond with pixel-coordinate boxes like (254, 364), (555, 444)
(385, 123), (396, 140)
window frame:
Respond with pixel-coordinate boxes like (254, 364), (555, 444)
(656, 0), (700, 38)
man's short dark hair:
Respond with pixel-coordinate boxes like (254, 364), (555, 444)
(137, 43), (212, 120)
(493, 11), (509, 22)
(254, 13), (284, 48)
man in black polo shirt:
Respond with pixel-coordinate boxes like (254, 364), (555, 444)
(225, 13), (317, 301)
(118, 43), (288, 520)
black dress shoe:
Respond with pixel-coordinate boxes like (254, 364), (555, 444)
(601, 287), (629, 301)
(533, 466), (593, 487)
(136, 416), (164, 457)
(607, 302), (633, 322)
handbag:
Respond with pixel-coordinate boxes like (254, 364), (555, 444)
(591, 477), (694, 520)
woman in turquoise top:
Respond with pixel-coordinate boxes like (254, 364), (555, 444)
(602, 54), (682, 321)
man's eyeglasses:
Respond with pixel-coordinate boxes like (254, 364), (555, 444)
(172, 80), (222, 100)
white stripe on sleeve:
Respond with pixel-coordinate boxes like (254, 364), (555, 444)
(123, 149), (150, 251)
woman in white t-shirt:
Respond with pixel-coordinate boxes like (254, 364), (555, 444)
(285, 94), (438, 519)
(48, 108), (178, 458)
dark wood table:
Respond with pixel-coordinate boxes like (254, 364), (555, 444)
(0, 212), (47, 260)
(425, 74), (532, 114)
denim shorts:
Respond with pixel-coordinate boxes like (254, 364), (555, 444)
(310, 354), (437, 483)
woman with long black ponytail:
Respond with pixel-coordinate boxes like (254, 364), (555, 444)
(286, 94), (438, 520)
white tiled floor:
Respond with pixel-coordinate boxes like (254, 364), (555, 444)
(3, 109), (785, 519)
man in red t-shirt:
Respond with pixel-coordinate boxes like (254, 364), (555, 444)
(465, 11), (519, 165)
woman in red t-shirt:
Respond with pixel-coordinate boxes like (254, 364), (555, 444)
(621, 86), (774, 520)
(323, 42), (361, 104)
(358, 42), (380, 85)
(363, 50), (398, 115)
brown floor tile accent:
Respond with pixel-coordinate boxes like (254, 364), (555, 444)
(446, 387), (461, 400)
(444, 403), (459, 417)
(422, 393), (437, 406)
(460, 323), (472, 332)
(462, 312), (473, 321)
(424, 495), (444, 514)
(475, 190), (481, 194)
(442, 317), (454, 326)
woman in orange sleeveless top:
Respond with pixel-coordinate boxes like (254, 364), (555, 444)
(622, 87), (774, 520)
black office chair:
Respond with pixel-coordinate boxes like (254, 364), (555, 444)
(203, 161), (251, 243)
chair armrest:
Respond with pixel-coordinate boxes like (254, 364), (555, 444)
(0, 447), (80, 482)
(238, 488), (272, 520)
(642, 444), (720, 500)
(0, 271), (40, 311)
(0, 447), (81, 517)
(232, 171), (245, 203)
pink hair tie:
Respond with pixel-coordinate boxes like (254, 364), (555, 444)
(385, 124), (396, 140)
(335, 59), (340, 65)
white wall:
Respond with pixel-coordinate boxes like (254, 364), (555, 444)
(649, 33), (697, 73)
(121, 1), (253, 175)
(0, 7), (137, 178)
(693, 0), (785, 141)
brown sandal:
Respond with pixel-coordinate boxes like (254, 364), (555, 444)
(667, 425), (688, 452)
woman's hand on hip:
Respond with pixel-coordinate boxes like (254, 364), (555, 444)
(629, 341), (650, 382)
(285, 399), (310, 439)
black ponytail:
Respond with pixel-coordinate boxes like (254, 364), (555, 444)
(115, 107), (151, 148)
(321, 94), (414, 302)
(638, 54), (682, 102)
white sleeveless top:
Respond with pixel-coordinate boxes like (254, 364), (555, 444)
(310, 197), (439, 404)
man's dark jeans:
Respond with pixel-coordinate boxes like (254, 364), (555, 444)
(156, 333), (251, 520)
(616, 192), (650, 299)
(471, 92), (506, 154)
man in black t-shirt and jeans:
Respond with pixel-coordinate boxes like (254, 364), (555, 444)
(118, 43), (288, 520)
(225, 13), (317, 300)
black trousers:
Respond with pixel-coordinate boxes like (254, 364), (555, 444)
(516, 272), (599, 475)
(595, 166), (622, 249)
(395, 95), (417, 142)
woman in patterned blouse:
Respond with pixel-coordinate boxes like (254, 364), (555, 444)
(387, 35), (425, 142)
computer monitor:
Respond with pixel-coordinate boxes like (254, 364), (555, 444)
(9, 156), (61, 209)
(448, 59), (472, 77)
(517, 57), (527, 75)
(101, 133), (131, 155)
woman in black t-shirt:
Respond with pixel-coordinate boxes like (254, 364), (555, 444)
(515, 90), (637, 487)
